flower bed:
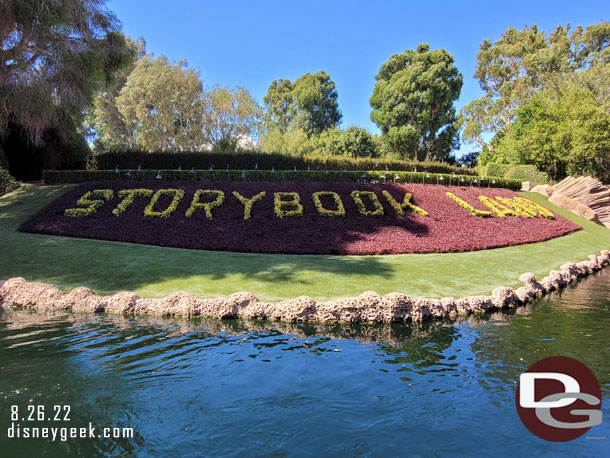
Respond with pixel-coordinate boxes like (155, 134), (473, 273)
(19, 181), (581, 255)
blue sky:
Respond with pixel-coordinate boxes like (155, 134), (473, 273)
(108, 0), (607, 156)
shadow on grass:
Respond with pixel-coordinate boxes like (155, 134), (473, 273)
(1, 184), (399, 297)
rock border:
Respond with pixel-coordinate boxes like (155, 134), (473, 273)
(1, 250), (608, 323)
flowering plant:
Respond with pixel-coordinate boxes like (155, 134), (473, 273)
(145, 189), (185, 218)
(65, 189), (113, 217)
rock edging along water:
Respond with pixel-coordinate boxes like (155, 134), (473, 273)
(1, 250), (608, 323)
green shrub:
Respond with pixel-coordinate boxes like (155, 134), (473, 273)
(90, 150), (477, 176)
(42, 169), (522, 190)
(485, 162), (512, 178)
(504, 165), (551, 187)
(0, 168), (19, 197)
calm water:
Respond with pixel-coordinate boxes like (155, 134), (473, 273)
(1, 271), (609, 457)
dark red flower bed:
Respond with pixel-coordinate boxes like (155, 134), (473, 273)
(19, 181), (581, 255)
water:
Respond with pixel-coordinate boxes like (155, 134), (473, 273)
(1, 270), (609, 457)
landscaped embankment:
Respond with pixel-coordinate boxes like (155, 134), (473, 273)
(1, 250), (608, 322)
(0, 185), (609, 301)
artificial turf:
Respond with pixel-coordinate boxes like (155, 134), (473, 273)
(1, 184), (609, 301)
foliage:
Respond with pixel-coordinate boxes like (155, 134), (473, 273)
(484, 163), (512, 178)
(112, 188), (153, 216)
(457, 152), (479, 169)
(273, 192), (303, 218)
(292, 72), (342, 134)
(64, 189), (114, 217)
(446, 192), (492, 218)
(2, 185), (607, 300)
(459, 21), (610, 157)
(381, 190), (428, 216)
(91, 150), (476, 175)
(115, 56), (206, 152)
(186, 190), (225, 220)
(263, 72), (341, 136)
(259, 127), (312, 156)
(263, 79), (295, 134)
(478, 196), (518, 218)
(351, 191), (384, 216)
(496, 80), (610, 181)
(90, 37), (147, 151)
(495, 196), (555, 219)
(0, 0), (133, 148)
(370, 43), (463, 161)
(0, 168), (19, 197)
(232, 191), (266, 220)
(504, 165), (552, 187)
(144, 189), (185, 218)
(202, 85), (261, 148)
(311, 191), (346, 217)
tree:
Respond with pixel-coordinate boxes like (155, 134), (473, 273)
(262, 71), (342, 136)
(259, 127), (311, 156)
(495, 80), (610, 181)
(202, 85), (262, 149)
(370, 43), (463, 161)
(341, 126), (377, 158)
(263, 79), (295, 134)
(0, 0), (133, 178)
(292, 71), (342, 134)
(90, 37), (146, 151)
(458, 152), (479, 168)
(115, 55), (206, 151)
(459, 22), (610, 159)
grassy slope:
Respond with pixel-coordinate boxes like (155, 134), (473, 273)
(1, 185), (609, 301)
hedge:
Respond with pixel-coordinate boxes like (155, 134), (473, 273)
(43, 169), (522, 190)
(504, 165), (552, 187)
(0, 168), (20, 197)
(91, 151), (478, 176)
(484, 163), (512, 178)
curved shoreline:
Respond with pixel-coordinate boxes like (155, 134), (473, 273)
(1, 249), (608, 323)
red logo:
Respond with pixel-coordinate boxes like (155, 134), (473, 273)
(516, 356), (603, 441)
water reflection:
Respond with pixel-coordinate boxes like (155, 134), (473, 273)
(0, 269), (609, 457)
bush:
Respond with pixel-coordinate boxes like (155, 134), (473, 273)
(42, 169), (522, 190)
(504, 165), (552, 187)
(0, 168), (19, 196)
(485, 162), (512, 178)
(90, 150), (477, 176)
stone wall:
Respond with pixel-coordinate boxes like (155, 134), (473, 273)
(1, 250), (608, 323)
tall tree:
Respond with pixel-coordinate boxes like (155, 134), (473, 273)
(0, 0), (133, 178)
(90, 37), (146, 151)
(370, 43), (463, 161)
(495, 78), (610, 181)
(460, 22), (610, 159)
(263, 79), (295, 134)
(262, 71), (341, 136)
(292, 71), (342, 134)
(115, 55), (205, 152)
(202, 85), (261, 149)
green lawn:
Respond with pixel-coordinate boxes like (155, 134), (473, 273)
(1, 184), (609, 301)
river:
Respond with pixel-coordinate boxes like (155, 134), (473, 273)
(1, 269), (609, 457)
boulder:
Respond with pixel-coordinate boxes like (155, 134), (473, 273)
(531, 184), (554, 197)
(549, 193), (599, 222)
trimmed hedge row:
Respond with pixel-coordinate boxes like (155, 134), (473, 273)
(43, 169), (522, 189)
(91, 151), (478, 176)
(505, 165), (552, 187)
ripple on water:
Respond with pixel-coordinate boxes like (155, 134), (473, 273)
(0, 269), (609, 457)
